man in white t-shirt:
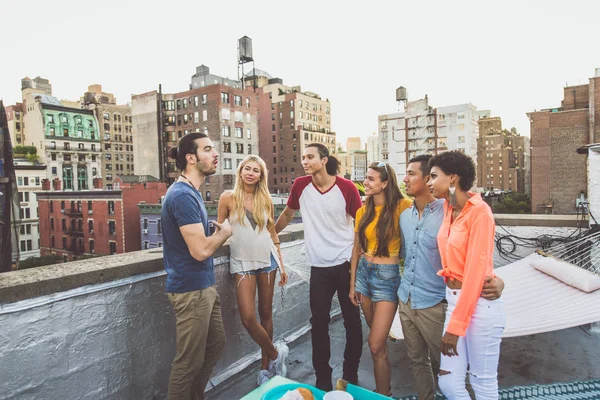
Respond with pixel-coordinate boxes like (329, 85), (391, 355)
(276, 143), (363, 392)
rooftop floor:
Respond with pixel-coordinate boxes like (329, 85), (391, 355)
(207, 315), (600, 399)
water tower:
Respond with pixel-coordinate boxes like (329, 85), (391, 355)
(237, 36), (255, 90)
(396, 86), (408, 110)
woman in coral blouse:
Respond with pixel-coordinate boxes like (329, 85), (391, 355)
(427, 151), (505, 400)
(349, 162), (413, 396)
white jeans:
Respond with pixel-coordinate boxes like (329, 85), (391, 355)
(439, 287), (506, 400)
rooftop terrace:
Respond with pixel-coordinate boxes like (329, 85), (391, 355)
(0, 216), (598, 400)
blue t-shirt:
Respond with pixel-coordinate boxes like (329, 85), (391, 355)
(162, 181), (215, 293)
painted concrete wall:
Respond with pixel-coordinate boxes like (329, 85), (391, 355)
(0, 238), (324, 400)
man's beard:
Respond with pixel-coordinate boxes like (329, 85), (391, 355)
(197, 161), (217, 176)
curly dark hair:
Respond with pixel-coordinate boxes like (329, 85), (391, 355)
(428, 150), (476, 191)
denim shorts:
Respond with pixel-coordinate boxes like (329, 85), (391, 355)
(355, 257), (400, 303)
(244, 253), (279, 275)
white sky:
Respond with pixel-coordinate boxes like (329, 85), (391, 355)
(1, 0), (599, 148)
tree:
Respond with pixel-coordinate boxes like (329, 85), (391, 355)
(493, 192), (531, 214)
(18, 255), (63, 270)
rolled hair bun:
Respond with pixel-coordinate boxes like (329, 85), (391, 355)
(168, 147), (178, 159)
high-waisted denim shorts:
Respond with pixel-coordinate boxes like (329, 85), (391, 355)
(355, 257), (400, 303)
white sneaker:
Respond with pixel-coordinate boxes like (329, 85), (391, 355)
(268, 343), (289, 377)
(257, 369), (272, 386)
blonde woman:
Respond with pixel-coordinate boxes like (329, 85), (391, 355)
(217, 155), (289, 386)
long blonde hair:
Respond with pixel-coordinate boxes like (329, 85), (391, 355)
(232, 155), (273, 232)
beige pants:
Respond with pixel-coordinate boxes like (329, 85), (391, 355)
(398, 299), (446, 400)
(167, 286), (226, 400)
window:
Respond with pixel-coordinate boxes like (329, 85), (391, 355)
(234, 111), (243, 122)
(221, 92), (230, 104)
(108, 201), (115, 215)
(109, 242), (117, 255)
(236, 143), (244, 154)
(224, 158), (232, 169)
(248, 144), (252, 154)
(143, 218), (149, 230)
(88, 220), (94, 233)
(49, 127), (55, 136)
(48, 114), (55, 124)
(202, 110), (207, 121)
(182, 98), (188, 109)
(458, 136), (465, 144)
(194, 111), (199, 123)
(63, 166), (73, 190)
(144, 241), (149, 250)
(50, 201), (54, 213)
(235, 127), (243, 138)
(221, 108), (230, 120)
(222, 126), (231, 137)
(90, 240), (95, 254)
(202, 94), (207, 104)
(157, 219), (162, 234)
(245, 97), (250, 107)
(290, 110), (294, 119)
(108, 221), (116, 235)
(223, 142), (231, 153)
(234, 95), (242, 106)
(63, 237), (67, 249)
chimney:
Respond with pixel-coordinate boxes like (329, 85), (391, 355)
(52, 178), (61, 191)
(93, 177), (103, 189)
(41, 179), (51, 190)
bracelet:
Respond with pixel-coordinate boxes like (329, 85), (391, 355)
(274, 242), (281, 245)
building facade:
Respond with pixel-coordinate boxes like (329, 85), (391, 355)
(252, 71), (335, 193)
(132, 65), (259, 200)
(366, 132), (379, 165)
(378, 95), (481, 184)
(37, 176), (166, 261)
(477, 117), (530, 194)
(139, 203), (163, 250)
(17, 77), (102, 192)
(5, 103), (24, 146)
(13, 157), (46, 261)
(350, 150), (368, 181)
(527, 69), (600, 214)
(82, 85), (134, 189)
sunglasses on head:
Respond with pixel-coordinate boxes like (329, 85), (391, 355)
(376, 161), (389, 176)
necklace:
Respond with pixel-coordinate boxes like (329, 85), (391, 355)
(180, 174), (198, 191)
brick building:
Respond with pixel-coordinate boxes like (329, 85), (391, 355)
(527, 69), (600, 214)
(37, 175), (166, 261)
(132, 65), (259, 201)
(81, 85), (135, 189)
(250, 70), (335, 193)
(477, 116), (530, 194)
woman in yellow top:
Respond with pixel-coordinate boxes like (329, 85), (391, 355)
(349, 162), (413, 396)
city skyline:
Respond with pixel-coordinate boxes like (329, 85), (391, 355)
(1, 0), (599, 146)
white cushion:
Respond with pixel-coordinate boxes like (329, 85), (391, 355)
(532, 256), (600, 293)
